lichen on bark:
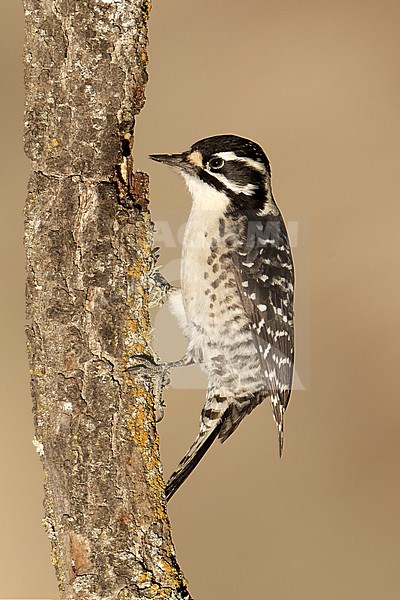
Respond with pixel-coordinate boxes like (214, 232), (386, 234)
(23, 1), (192, 598)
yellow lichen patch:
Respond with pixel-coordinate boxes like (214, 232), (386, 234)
(137, 571), (152, 585)
(127, 397), (149, 446)
(52, 138), (59, 147)
(125, 263), (145, 279)
(129, 385), (148, 399)
(159, 557), (184, 583)
(149, 585), (169, 598)
(128, 319), (137, 333)
(125, 384), (168, 511)
(131, 342), (145, 355)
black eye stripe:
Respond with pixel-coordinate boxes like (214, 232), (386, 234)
(222, 160), (265, 185)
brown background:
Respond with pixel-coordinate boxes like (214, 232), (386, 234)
(1, 0), (399, 598)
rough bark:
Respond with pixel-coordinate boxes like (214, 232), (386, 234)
(23, 1), (192, 598)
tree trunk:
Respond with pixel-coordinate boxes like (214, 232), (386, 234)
(23, 1), (192, 598)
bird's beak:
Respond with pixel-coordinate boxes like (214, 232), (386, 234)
(149, 152), (197, 175)
(149, 153), (185, 167)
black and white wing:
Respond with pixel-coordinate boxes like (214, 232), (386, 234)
(233, 213), (295, 455)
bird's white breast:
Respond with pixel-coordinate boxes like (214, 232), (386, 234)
(180, 175), (229, 326)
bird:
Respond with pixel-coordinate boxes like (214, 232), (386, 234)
(149, 134), (294, 500)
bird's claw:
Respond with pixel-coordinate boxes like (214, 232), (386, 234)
(126, 354), (170, 422)
(148, 272), (176, 308)
(126, 354), (159, 371)
(126, 354), (170, 380)
(148, 248), (176, 308)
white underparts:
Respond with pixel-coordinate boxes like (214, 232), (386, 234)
(167, 289), (187, 330)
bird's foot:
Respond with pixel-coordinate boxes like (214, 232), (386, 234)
(149, 272), (178, 308)
(126, 354), (170, 422)
(148, 247), (177, 308)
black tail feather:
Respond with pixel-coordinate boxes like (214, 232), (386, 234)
(278, 421), (284, 458)
(165, 422), (223, 501)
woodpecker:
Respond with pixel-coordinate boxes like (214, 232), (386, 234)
(149, 134), (294, 500)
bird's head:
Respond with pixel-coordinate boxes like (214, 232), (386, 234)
(150, 134), (276, 214)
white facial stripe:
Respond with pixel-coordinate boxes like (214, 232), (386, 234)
(209, 172), (257, 196)
(215, 151), (267, 174)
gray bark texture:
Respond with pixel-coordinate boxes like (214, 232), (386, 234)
(23, 1), (192, 598)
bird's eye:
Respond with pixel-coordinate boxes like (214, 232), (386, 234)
(208, 157), (225, 171)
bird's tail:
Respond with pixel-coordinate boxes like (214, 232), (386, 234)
(165, 392), (265, 500)
(278, 421), (284, 458)
(270, 394), (285, 457)
(165, 421), (223, 501)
